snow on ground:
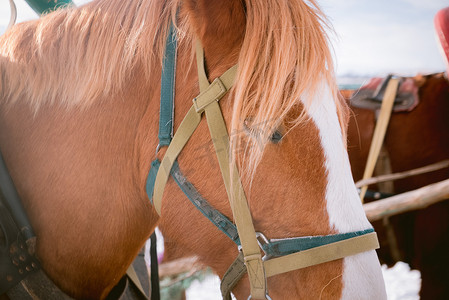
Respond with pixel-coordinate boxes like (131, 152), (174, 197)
(185, 262), (421, 300)
(383, 262), (421, 300)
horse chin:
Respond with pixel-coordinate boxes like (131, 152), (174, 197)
(341, 252), (387, 300)
(230, 261), (345, 299)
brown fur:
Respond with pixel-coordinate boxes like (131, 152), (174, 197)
(0, 0), (352, 298)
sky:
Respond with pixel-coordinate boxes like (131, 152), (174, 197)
(0, 0), (447, 77)
(321, 0), (447, 76)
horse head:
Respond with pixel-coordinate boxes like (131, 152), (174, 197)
(156, 0), (387, 299)
(0, 0), (386, 299)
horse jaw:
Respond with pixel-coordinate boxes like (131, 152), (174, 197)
(304, 81), (387, 299)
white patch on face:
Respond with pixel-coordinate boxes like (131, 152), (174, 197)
(302, 81), (387, 299)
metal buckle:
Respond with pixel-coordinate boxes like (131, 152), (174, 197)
(256, 232), (271, 261)
(247, 294), (272, 300)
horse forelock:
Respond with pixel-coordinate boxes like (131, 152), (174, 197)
(229, 0), (348, 182)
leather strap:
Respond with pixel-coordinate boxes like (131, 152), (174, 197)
(0, 196), (40, 295)
(0, 150), (36, 250)
(204, 101), (267, 299)
(152, 105), (202, 214)
(149, 232), (160, 300)
(195, 42), (266, 299)
(158, 23), (178, 147)
(220, 232), (379, 298)
(125, 265), (148, 299)
(195, 40), (209, 92)
(150, 39), (380, 299)
(171, 162), (240, 244)
(6, 270), (74, 300)
(220, 252), (246, 300)
(264, 232), (379, 277)
(260, 228), (374, 257)
(152, 45), (237, 215)
(359, 78), (399, 201)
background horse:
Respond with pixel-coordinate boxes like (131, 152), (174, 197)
(0, 0), (385, 298)
(345, 73), (449, 300)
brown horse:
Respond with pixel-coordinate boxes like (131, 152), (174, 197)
(346, 73), (449, 300)
(0, 0), (386, 299)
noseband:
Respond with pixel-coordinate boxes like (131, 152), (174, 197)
(146, 24), (379, 299)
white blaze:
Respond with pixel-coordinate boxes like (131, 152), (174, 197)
(302, 82), (387, 299)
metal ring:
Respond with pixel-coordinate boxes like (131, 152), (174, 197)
(7, 0), (17, 31)
(256, 232), (269, 245)
(155, 144), (161, 155)
(255, 232), (271, 261)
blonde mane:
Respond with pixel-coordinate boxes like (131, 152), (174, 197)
(0, 0), (179, 108)
(233, 0), (347, 179)
(0, 0), (346, 177)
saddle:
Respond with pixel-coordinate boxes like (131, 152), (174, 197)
(0, 153), (40, 296)
(435, 7), (449, 75)
(350, 75), (419, 112)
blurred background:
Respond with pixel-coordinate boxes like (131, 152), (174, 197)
(1, 0), (447, 80)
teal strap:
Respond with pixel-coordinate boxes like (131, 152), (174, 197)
(147, 160), (374, 258)
(24, 0), (72, 15)
(146, 160), (161, 204)
(260, 228), (375, 258)
(147, 158), (374, 258)
(145, 23), (177, 203)
(145, 159), (240, 244)
(170, 162), (241, 245)
(158, 23), (177, 147)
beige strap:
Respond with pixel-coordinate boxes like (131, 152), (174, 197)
(154, 40), (379, 299)
(194, 40), (238, 104)
(220, 232), (379, 297)
(359, 78), (399, 202)
(152, 106), (202, 215)
(195, 40), (210, 91)
(204, 101), (267, 299)
(264, 232), (379, 278)
(195, 41), (265, 298)
(126, 265), (148, 299)
(193, 66), (238, 113)
(152, 62), (238, 215)
(220, 252), (246, 300)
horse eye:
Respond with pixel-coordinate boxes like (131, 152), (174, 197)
(270, 130), (283, 144)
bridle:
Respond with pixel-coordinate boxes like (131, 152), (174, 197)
(146, 24), (380, 299)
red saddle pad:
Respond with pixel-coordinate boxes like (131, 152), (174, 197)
(435, 7), (449, 74)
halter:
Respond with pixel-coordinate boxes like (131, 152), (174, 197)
(146, 24), (380, 299)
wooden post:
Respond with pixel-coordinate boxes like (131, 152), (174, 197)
(364, 179), (449, 221)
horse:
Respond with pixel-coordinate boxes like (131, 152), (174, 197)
(345, 72), (449, 300)
(0, 0), (386, 299)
